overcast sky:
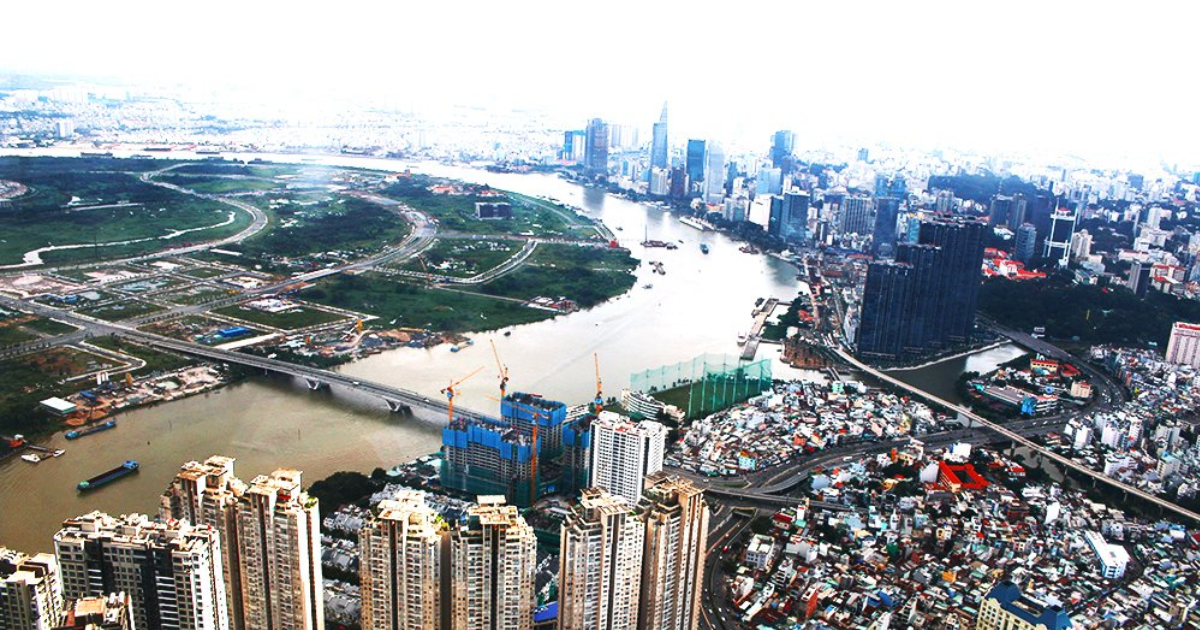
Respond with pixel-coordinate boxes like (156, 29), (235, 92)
(4, 1), (1197, 164)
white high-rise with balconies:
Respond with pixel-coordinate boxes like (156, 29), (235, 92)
(1166, 321), (1200, 368)
(589, 412), (666, 508)
(359, 490), (445, 630)
(450, 496), (536, 630)
(558, 488), (644, 630)
(638, 473), (709, 630)
(0, 547), (62, 630)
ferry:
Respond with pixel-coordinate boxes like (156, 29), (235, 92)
(77, 461), (139, 492)
(21, 454), (41, 463)
(65, 420), (116, 440)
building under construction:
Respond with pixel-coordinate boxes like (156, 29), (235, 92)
(441, 393), (593, 507)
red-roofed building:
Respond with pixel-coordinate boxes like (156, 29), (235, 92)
(937, 461), (989, 492)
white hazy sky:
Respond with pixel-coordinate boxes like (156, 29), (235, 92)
(4, 1), (1199, 163)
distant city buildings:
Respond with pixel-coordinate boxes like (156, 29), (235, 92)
(649, 104), (668, 172)
(584, 118), (609, 180)
(769, 130), (795, 172)
(449, 496), (537, 630)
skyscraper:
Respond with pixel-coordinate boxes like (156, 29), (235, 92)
(1043, 209), (1076, 265)
(161, 456), (248, 630)
(54, 512), (228, 630)
(874, 174), (906, 199)
(359, 490), (445, 630)
(450, 497), (537, 630)
(1165, 322), (1200, 368)
(988, 195), (1012, 226)
(704, 143), (726, 204)
(585, 119), (609, 179)
(1128, 260), (1152, 298)
(838, 195), (874, 236)
(769, 130), (795, 172)
(768, 189), (810, 244)
(0, 547), (62, 630)
(558, 489), (644, 630)
(856, 261), (915, 358)
(589, 412), (666, 508)
(685, 140), (706, 189)
(913, 219), (986, 344)
(650, 103), (668, 171)
(1007, 194), (1029, 231)
(872, 197), (902, 257)
(235, 470), (324, 630)
(638, 473), (708, 630)
(1014, 223), (1037, 264)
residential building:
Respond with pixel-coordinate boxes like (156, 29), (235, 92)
(1014, 223), (1037, 264)
(1129, 260), (1152, 298)
(589, 412), (666, 508)
(449, 497), (537, 630)
(0, 547), (62, 630)
(1083, 531), (1130, 579)
(1166, 322), (1200, 368)
(53, 512), (228, 630)
(56, 593), (133, 630)
(838, 195), (874, 236)
(638, 473), (709, 630)
(558, 489), (644, 630)
(235, 470), (324, 630)
(359, 490), (445, 630)
(988, 195), (1012, 226)
(160, 456), (248, 630)
(975, 581), (1071, 630)
(704, 143), (726, 204)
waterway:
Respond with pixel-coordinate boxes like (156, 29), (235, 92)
(0, 153), (814, 553)
(885, 343), (1030, 404)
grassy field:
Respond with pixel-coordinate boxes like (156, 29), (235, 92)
(382, 175), (595, 237)
(302, 273), (552, 333)
(0, 322), (37, 346)
(180, 266), (229, 279)
(162, 285), (235, 306)
(236, 196), (411, 259)
(112, 276), (188, 294)
(158, 174), (279, 194)
(213, 304), (349, 329)
(86, 335), (196, 376)
(393, 238), (521, 278)
(0, 157), (255, 266)
(21, 317), (79, 336)
(77, 300), (166, 322)
(477, 245), (637, 307)
(172, 163), (304, 178)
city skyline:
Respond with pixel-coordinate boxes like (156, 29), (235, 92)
(3, 2), (1199, 164)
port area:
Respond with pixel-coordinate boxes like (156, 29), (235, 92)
(740, 297), (780, 360)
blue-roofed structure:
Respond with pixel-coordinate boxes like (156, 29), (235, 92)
(533, 601), (557, 628)
(979, 581), (1071, 630)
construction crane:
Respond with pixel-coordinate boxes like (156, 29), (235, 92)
(490, 392), (543, 505)
(490, 339), (509, 400)
(441, 366), (483, 424)
(593, 353), (604, 414)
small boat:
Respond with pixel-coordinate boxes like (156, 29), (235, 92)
(643, 284), (654, 289)
(503, 331), (512, 337)
(52, 449), (66, 458)
(21, 454), (41, 463)
(737, 333), (748, 346)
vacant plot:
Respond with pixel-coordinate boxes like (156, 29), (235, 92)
(158, 174), (279, 195)
(302, 273), (552, 333)
(382, 175), (593, 237)
(213, 303), (349, 330)
(77, 299), (165, 322)
(86, 335), (195, 376)
(20, 317), (79, 336)
(179, 266), (229, 279)
(162, 284), (234, 305)
(236, 196), (410, 259)
(394, 238), (521, 278)
(477, 245), (637, 307)
(112, 276), (187, 294)
(0, 322), (37, 346)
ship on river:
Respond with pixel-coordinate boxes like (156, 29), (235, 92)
(65, 420), (116, 440)
(77, 461), (139, 492)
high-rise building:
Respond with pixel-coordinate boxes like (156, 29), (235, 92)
(755, 167), (782, 196)
(160, 456), (248, 630)
(562, 131), (587, 163)
(1128, 260), (1152, 298)
(933, 190), (956, 214)
(585, 119), (609, 179)
(974, 581), (1070, 630)
(359, 490), (445, 630)
(1014, 223), (1037, 264)
(769, 130), (795, 172)
(685, 140), (706, 189)
(988, 195), (1012, 226)
(589, 412), (666, 508)
(637, 474), (708, 630)
(838, 195), (874, 236)
(704, 143), (726, 204)
(668, 167), (688, 199)
(874, 174), (905, 199)
(54, 512), (228, 630)
(235, 470), (324, 630)
(1069, 229), (1092, 261)
(1007, 194), (1029, 231)
(1165, 322), (1200, 368)
(857, 218), (985, 358)
(57, 593), (133, 630)
(558, 489), (644, 630)
(449, 497), (537, 630)
(1043, 209), (1076, 265)
(650, 104), (668, 171)
(872, 197), (902, 257)
(0, 547), (62, 630)
(768, 189), (810, 244)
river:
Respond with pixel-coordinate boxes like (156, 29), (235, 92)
(0, 153), (814, 553)
(885, 343), (1030, 403)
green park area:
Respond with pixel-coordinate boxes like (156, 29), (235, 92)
(302, 273), (552, 333)
(234, 195), (410, 259)
(393, 238), (522, 278)
(213, 303), (349, 330)
(0, 157), (254, 266)
(477, 244), (637, 307)
(157, 173), (279, 194)
(76, 299), (166, 322)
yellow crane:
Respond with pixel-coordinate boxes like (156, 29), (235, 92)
(490, 339), (509, 400)
(593, 353), (604, 414)
(441, 366), (483, 423)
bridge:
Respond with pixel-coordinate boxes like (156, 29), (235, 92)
(833, 346), (1200, 525)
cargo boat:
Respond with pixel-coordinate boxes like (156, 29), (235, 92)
(77, 461), (139, 492)
(65, 420), (116, 440)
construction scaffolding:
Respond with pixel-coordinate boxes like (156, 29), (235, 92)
(630, 353), (773, 419)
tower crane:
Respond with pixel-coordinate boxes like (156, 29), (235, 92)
(593, 353), (604, 414)
(441, 366), (483, 424)
(490, 339), (509, 400)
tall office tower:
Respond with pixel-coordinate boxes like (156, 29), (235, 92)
(872, 197), (902, 257)
(874, 174), (906, 199)
(562, 131), (587, 163)
(1165, 322), (1200, 368)
(988, 194), (1012, 226)
(57, 593), (134, 630)
(1007, 194), (1029, 231)
(0, 547), (62, 630)
(1070, 229), (1092, 260)
(235, 470), (324, 630)
(1030, 193), (1054, 246)
(704, 143), (726, 204)
(755, 167), (782, 196)
(359, 491), (445, 630)
(856, 261), (915, 358)
(449, 497), (537, 630)
(668, 167), (688, 199)
(838, 195), (874, 236)
(934, 190), (956, 214)
(685, 140), (706, 189)
(769, 130), (795, 171)
(54, 512), (228, 630)
(637, 473), (709, 630)
(160, 456), (248, 630)
(584, 119), (609, 179)
(1043, 209), (1076, 265)
(650, 103), (668, 171)
(914, 219), (985, 344)
(589, 411), (666, 508)
(558, 489), (645, 630)
(1014, 223), (1037, 264)
(1128, 260), (1152, 299)
(768, 189), (810, 244)
(974, 581), (1070, 630)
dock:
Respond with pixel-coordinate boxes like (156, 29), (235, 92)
(740, 298), (780, 360)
